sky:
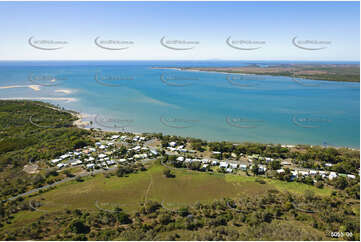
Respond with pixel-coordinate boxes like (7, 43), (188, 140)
(0, 1), (359, 61)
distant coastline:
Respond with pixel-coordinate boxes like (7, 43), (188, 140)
(153, 63), (360, 83)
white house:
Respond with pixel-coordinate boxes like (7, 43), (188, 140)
(86, 163), (95, 169)
(57, 163), (65, 168)
(107, 160), (116, 166)
(212, 151), (221, 155)
(119, 159), (126, 163)
(276, 169), (285, 173)
(71, 160), (82, 166)
(150, 150), (158, 156)
(347, 174), (356, 179)
(328, 172), (337, 180)
(176, 156), (185, 162)
(299, 171), (309, 176)
(98, 154), (107, 159)
(265, 157), (274, 162)
(51, 159), (61, 164)
(202, 159), (210, 164)
(211, 160), (219, 166)
(230, 163), (238, 169)
(111, 135), (120, 140)
(99, 145), (106, 149)
(169, 141), (177, 147)
(226, 168), (233, 173)
(325, 163), (333, 167)
(220, 162), (228, 168)
(239, 164), (247, 171)
(309, 170), (318, 176)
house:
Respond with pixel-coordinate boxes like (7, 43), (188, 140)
(347, 174), (356, 179)
(231, 153), (237, 158)
(212, 151), (221, 155)
(60, 154), (70, 160)
(86, 163), (95, 169)
(107, 160), (116, 166)
(265, 157), (274, 162)
(185, 158), (192, 163)
(202, 159), (210, 164)
(111, 135), (120, 140)
(141, 147), (149, 151)
(201, 164), (209, 170)
(132, 146), (141, 151)
(276, 169), (285, 173)
(328, 172), (337, 180)
(179, 149), (188, 153)
(230, 163), (238, 169)
(57, 163), (65, 168)
(119, 159), (127, 163)
(176, 156), (185, 162)
(219, 162), (228, 168)
(99, 145), (106, 149)
(169, 141), (177, 147)
(226, 168), (233, 173)
(239, 164), (247, 171)
(211, 160), (219, 166)
(325, 163), (333, 167)
(70, 159), (82, 166)
(74, 152), (81, 156)
(51, 159), (61, 164)
(98, 154), (107, 159)
(89, 148), (96, 152)
(299, 171), (309, 176)
(291, 171), (298, 177)
(107, 142), (114, 146)
(139, 137), (146, 141)
(309, 170), (318, 176)
(258, 165), (267, 173)
(95, 142), (101, 146)
(177, 145), (184, 150)
(150, 150), (158, 156)
(167, 147), (176, 152)
(281, 161), (291, 166)
(87, 157), (95, 162)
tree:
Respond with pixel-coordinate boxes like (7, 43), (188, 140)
(163, 168), (175, 178)
(334, 177), (348, 190)
(68, 219), (90, 234)
(252, 164), (259, 176)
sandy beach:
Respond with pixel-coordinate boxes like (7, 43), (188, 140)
(0, 85), (41, 91)
(55, 89), (73, 94)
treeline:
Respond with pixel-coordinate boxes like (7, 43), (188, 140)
(0, 100), (92, 200)
(1, 189), (359, 240)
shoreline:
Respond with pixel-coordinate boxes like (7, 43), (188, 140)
(1, 99), (359, 150)
(152, 67), (360, 83)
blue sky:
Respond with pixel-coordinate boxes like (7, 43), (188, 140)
(0, 1), (359, 61)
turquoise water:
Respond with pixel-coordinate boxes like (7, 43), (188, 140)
(0, 61), (359, 148)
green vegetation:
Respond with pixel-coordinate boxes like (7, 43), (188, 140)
(0, 100), (359, 240)
(0, 100), (92, 200)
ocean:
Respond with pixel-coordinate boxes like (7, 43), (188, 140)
(0, 60), (359, 148)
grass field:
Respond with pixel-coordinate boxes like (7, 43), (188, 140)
(6, 162), (333, 230)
